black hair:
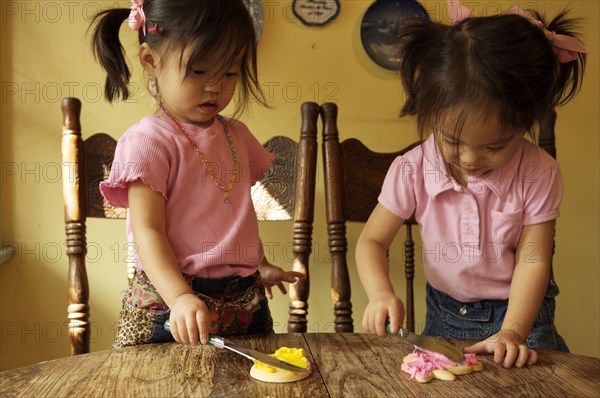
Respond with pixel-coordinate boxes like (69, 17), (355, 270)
(397, 9), (586, 141)
(90, 0), (267, 115)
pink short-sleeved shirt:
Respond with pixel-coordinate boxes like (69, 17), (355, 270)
(100, 115), (275, 278)
(379, 135), (563, 302)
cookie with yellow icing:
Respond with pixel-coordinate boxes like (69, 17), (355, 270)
(250, 347), (311, 383)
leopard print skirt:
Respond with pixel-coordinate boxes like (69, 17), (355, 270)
(112, 270), (273, 348)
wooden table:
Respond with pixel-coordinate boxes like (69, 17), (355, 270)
(1, 333), (599, 397)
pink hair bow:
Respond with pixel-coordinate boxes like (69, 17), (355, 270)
(128, 0), (146, 36)
(447, 0), (472, 25)
(509, 6), (586, 63)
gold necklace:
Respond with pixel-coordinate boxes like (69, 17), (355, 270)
(159, 102), (238, 203)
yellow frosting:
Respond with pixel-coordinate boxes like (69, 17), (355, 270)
(253, 347), (309, 374)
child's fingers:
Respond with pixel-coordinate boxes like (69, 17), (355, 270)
(374, 309), (389, 336)
(276, 282), (287, 295)
(362, 307), (373, 333)
(387, 305), (404, 334)
(287, 271), (306, 281)
(464, 340), (490, 354)
(527, 348), (538, 365)
(197, 313), (208, 345)
(501, 343), (518, 368)
(264, 285), (273, 299)
(494, 343), (507, 365)
(514, 344), (530, 368)
(362, 307), (376, 333)
(177, 322), (189, 345)
(169, 319), (182, 343)
(186, 319), (199, 346)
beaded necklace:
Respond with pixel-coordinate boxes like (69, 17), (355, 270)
(159, 102), (238, 203)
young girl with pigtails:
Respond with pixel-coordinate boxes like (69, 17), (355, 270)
(356, 0), (586, 368)
(91, 0), (303, 347)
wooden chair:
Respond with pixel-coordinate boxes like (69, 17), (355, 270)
(321, 102), (558, 334)
(249, 103), (319, 334)
(321, 102), (420, 333)
(61, 98), (319, 355)
(538, 109), (558, 281)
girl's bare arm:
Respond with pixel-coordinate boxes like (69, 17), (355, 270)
(466, 221), (555, 368)
(356, 204), (406, 336)
(128, 181), (210, 345)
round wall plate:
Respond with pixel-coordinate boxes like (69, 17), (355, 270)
(361, 0), (429, 70)
(293, 0), (340, 27)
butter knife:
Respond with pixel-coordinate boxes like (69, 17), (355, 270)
(164, 321), (309, 374)
(385, 322), (464, 363)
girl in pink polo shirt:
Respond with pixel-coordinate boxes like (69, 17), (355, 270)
(356, 2), (586, 369)
(91, 0), (303, 347)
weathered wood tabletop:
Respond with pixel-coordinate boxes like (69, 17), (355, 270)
(1, 333), (599, 397)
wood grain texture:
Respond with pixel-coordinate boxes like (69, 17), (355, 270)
(2, 334), (598, 397)
(0, 334), (327, 398)
(304, 333), (600, 398)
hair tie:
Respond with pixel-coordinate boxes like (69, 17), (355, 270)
(509, 6), (586, 63)
(128, 0), (146, 36)
(447, 0), (472, 25)
(148, 23), (163, 34)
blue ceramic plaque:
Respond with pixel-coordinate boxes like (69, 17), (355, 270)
(361, 0), (429, 70)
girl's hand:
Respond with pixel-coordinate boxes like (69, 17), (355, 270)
(362, 293), (405, 337)
(257, 261), (305, 299)
(464, 329), (538, 368)
(168, 293), (213, 345)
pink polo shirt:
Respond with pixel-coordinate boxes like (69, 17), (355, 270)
(100, 115), (275, 278)
(379, 135), (562, 302)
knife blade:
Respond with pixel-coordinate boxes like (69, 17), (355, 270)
(164, 321), (309, 374)
(385, 322), (464, 363)
(208, 335), (310, 374)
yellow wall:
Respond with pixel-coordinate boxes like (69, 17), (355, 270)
(1, 1), (598, 371)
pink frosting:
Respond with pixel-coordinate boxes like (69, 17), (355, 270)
(401, 348), (478, 379)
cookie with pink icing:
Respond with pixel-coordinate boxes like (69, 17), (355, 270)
(401, 348), (484, 383)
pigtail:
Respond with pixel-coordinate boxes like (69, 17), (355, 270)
(90, 8), (133, 103)
(539, 10), (587, 107)
(397, 19), (447, 117)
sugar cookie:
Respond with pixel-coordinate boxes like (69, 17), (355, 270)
(401, 349), (483, 383)
(249, 347), (311, 383)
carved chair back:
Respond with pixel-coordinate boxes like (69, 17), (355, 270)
(321, 102), (420, 332)
(61, 98), (318, 355)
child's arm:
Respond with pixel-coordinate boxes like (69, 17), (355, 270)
(465, 221), (555, 368)
(356, 204), (406, 336)
(128, 181), (211, 345)
(257, 255), (305, 299)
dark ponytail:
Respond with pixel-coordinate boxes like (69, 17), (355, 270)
(397, 18), (449, 121)
(535, 10), (587, 107)
(90, 8), (133, 102)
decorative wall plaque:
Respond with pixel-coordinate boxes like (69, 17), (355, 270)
(293, 0), (340, 27)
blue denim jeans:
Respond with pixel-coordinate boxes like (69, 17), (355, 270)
(422, 281), (569, 352)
